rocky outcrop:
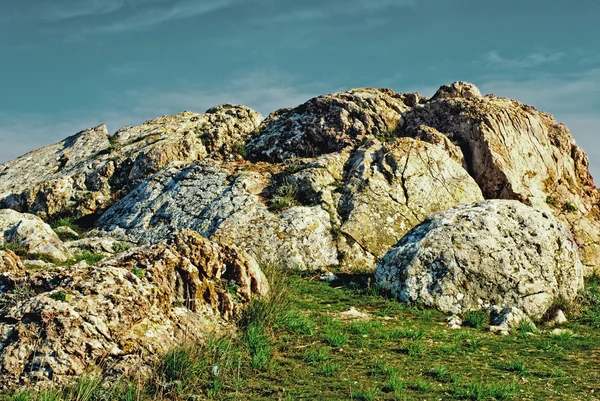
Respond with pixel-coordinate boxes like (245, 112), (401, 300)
(95, 135), (483, 271)
(96, 162), (339, 270)
(0, 106), (262, 221)
(375, 200), (584, 320)
(246, 88), (416, 161)
(0, 230), (267, 390)
(0, 209), (71, 262)
(400, 87), (600, 274)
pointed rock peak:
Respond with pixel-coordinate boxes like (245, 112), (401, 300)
(93, 123), (109, 134)
(431, 81), (482, 101)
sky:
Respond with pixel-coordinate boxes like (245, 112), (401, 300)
(0, 0), (599, 180)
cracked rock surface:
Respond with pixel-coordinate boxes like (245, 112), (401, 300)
(0, 229), (267, 390)
(375, 200), (584, 319)
(0, 106), (262, 221)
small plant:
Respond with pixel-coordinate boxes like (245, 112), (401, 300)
(430, 365), (451, 381)
(564, 202), (578, 212)
(371, 359), (397, 377)
(49, 290), (67, 302)
(500, 361), (528, 375)
(54, 218), (76, 229)
(232, 141), (248, 157)
(545, 196), (556, 206)
(351, 388), (380, 401)
(244, 322), (272, 370)
(319, 361), (341, 377)
(384, 374), (405, 392)
(132, 267), (145, 278)
(0, 241), (27, 257)
(404, 340), (425, 357)
(452, 381), (517, 400)
(325, 328), (348, 348)
(463, 310), (489, 329)
(302, 347), (330, 363)
(281, 309), (315, 335)
(268, 181), (299, 212)
(409, 379), (431, 392)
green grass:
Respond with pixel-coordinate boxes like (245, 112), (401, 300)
(2, 273), (600, 400)
(463, 310), (489, 329)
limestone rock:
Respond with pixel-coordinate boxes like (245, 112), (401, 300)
(0, 106), (262, 220)
(0, 230), (267, 390)
(96, 162), (339, 271)
(247, 88), (414, 161)
(401, 84), (600, 274)
(375, 200), (584, 320)
(0, 209), (71, 262)
(0, 251), (23, 274)
(338, 138), (483, 259)
(488, 306), (535, 335)
(64, 236), (133, 256)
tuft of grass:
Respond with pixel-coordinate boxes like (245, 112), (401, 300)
(302, 347), (330, 363)
(545, 196), (556, 206)
(268, 180), (299, 212)
(351, 388), (380, 401)
(499, 360), (528, 375)
(131, 267), (145, 278)
(244, 323), (272, 370)
(325, 327), (348, 348)
(281, 309), (315, 335)
(463, 310), (488, 329)
(0, 241), (27, 257)
(452, 381), (517, 400)
(319, 361), (341, 377)
(580, 275), (600, 328)
(429, 365), (451, 381)
(564, 202), (578, 212)
(385, 374), (405, 392)
(49, 290), (67, 302)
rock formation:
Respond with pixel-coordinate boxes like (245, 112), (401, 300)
(0, 81), (598, 389)
(0, 106), (262, 222)
(0, 229), (267, 389)
(375, 200), (584, 319)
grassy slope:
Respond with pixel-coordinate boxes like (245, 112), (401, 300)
(2, 272), (599, 401)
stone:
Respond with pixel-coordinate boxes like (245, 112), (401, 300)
(0, 229), (268, 390)
(446, 314), (462, 329)
(401, 84), (600, 274)
(247, 88), (414, 161)
(0, 209), (71, 262)
(488, 306), (535, 334)
(0, 106), (262, 220)
(64, 236), (134, 256)
(0, 251), (23, 274)
(375, 200), (584, 320)
(96, 162), (339, 271)
(547, 309), (568, 326)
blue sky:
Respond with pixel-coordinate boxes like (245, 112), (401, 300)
(1, 0), (599, 179)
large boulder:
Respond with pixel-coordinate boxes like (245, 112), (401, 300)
(0, 229), (268, 390)
(0, 209), (71, 262)
(375, 200), (584, 320)
(0, 106), (262, 221)
(246, 88), (416, 162)
(401, 85), (600, 274)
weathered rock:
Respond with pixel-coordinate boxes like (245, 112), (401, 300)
(488, 306), (535, 335)
(0, 106), (262, 220)
(375, 200), (584, 320)
(53, 226), (80, 241)
(0, 251), (23, 274)
(401, 84), (600, 274)
(0, 229), (267, 390)
(337, 138), (483, 259)
(247, 88), (415, 161)
(64, 236), (133, 256)
(96, 162), (339, 270)
(0, 209), (71, 262)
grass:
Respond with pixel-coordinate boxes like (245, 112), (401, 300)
(2, 273), (600, 400)
(463, 310), (489, 329)
(268, 180), (299, 212)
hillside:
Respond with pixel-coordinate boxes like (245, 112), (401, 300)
(0, 82), (599, 400)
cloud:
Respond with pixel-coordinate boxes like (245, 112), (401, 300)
(482, 50), (566, 69)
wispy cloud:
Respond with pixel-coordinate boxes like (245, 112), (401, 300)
(482, 50), (566, 69)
